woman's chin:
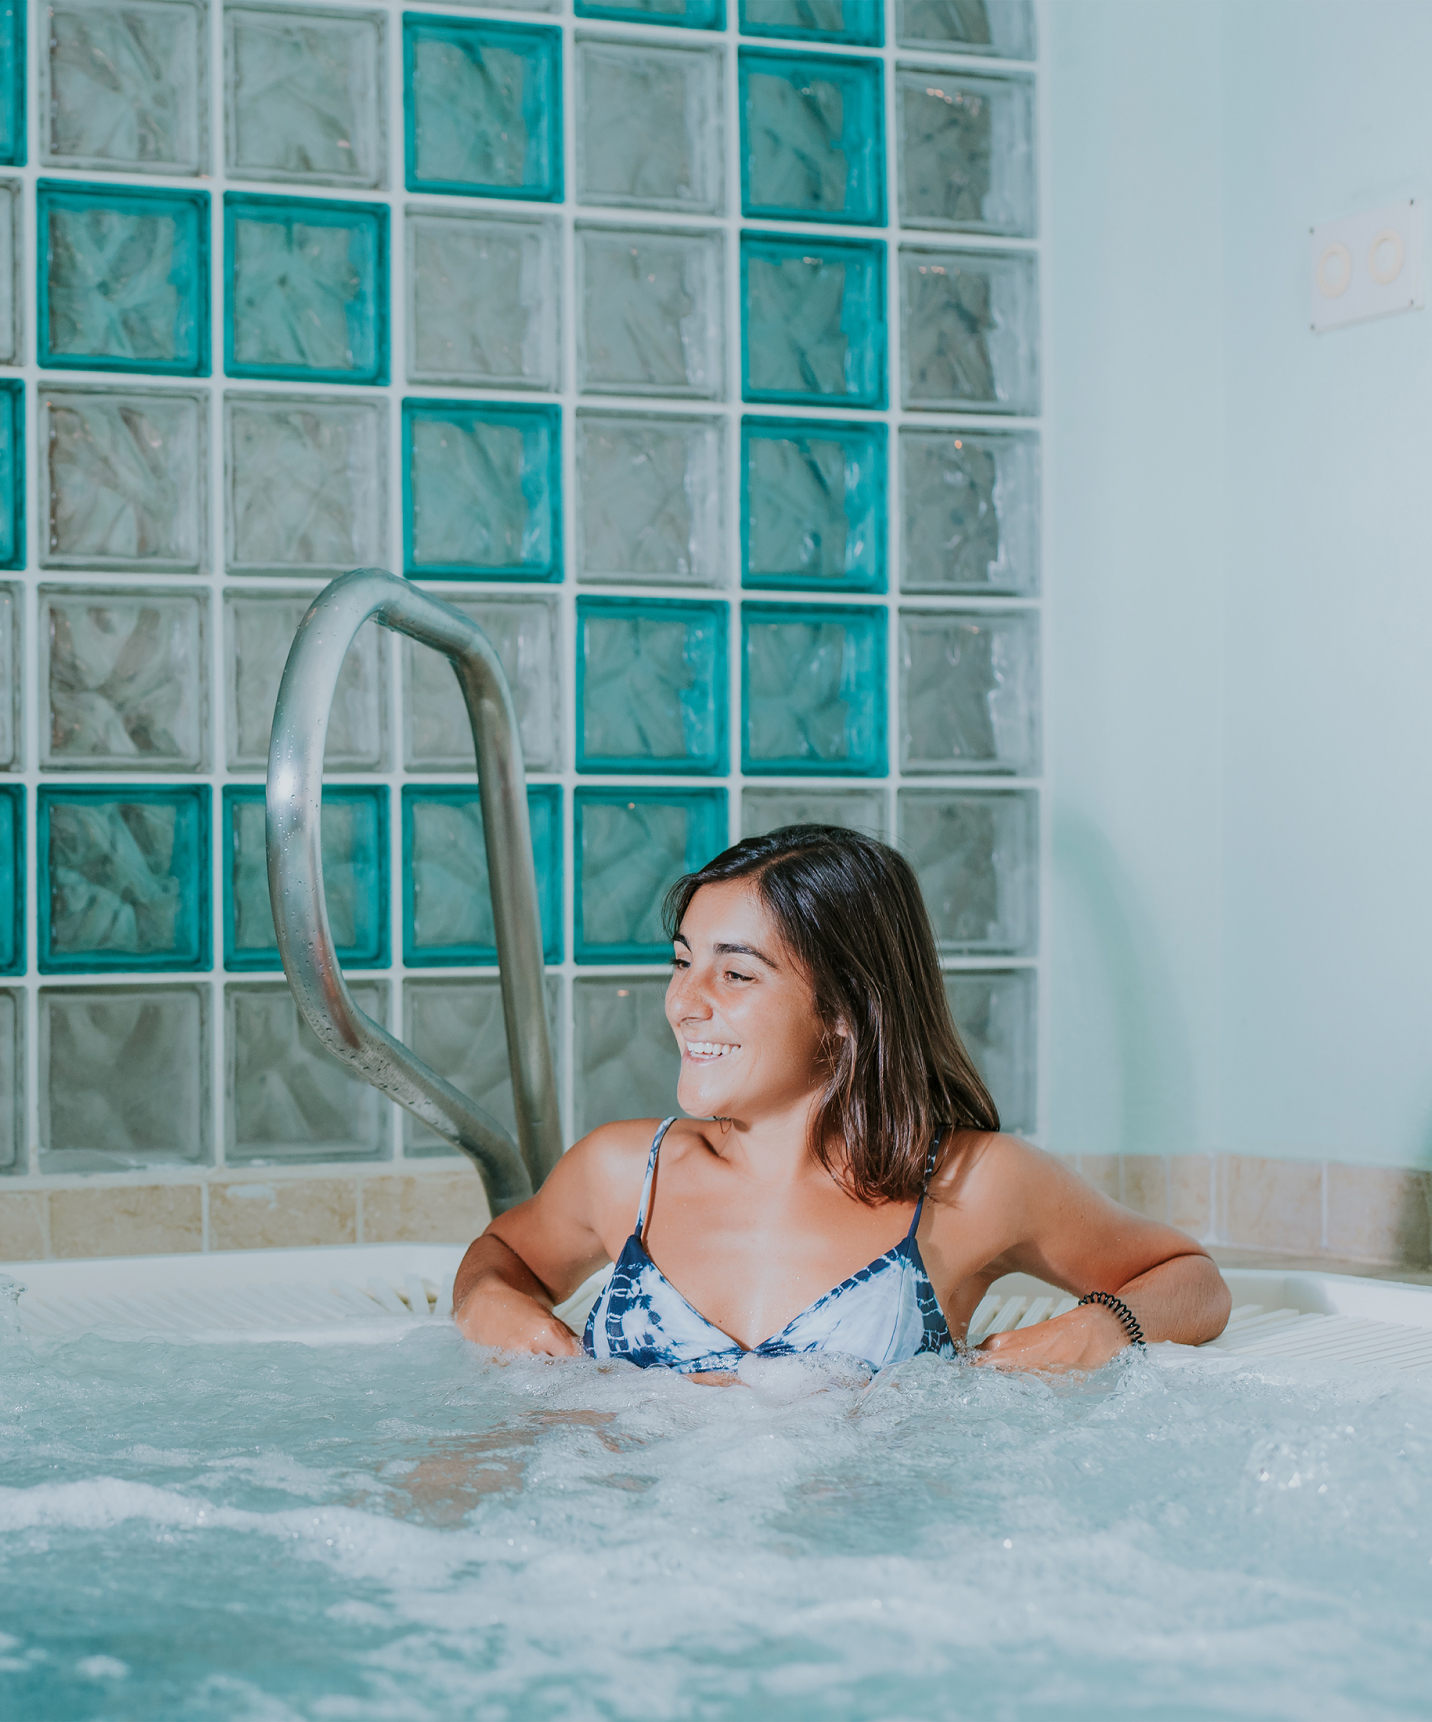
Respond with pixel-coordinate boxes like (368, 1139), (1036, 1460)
(675, 1067), (732, 1117)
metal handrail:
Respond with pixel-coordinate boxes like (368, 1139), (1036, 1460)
(265, 568), (562, 1212)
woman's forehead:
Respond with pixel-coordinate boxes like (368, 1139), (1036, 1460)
(679, 879), (778, 945)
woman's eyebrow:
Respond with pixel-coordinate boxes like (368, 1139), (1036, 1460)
(713, 941), (778, 969)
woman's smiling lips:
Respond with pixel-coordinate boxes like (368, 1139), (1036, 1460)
(682, 1040), (740, 1061)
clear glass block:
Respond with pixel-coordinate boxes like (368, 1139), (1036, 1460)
(944, 967), (1034, 1134)
(740, 785), (887, 840)
(574, 788), (728, 963)
(740, 49), (884, 225)
(575, 0), (723, 29)
(742, 234), (885, 408)
(39, 386), (207, 573)
(40, 586), (207, 772)
(39, 983), (210, 1169)
(226, 194), (388, 385)
(741, 602), (887, 775)
(225, 393), (387, 576)
(577, 226), (724, 400)
(899, 428), (1039, 595)
(899, 609), (1039, 775)
(225, 590), (385, 772)
(743, 417), (885, 593)
(900, 246), (1038, 414)
(226, 6), (385, 188)
(403, 400), (560, 581)
(404, 15), (562, 201)
(223, 786), (388, 971)
(38, 785), (210, 973)
(576, 39), (722, 215)
(227, 980), (391, 1163)
(0, 0), (22, 164)
(897, 68), (1034, 237)
(43, 0), (205, 175)
(38, 183), (210, 376)
(577, 598), (728, 775)
(574, 976), (679, 1136)
(896, 0), (1034, 59)
(576, 413), (724, 587)
(898, 788), (1037, 955)
(0, 180), (19, 363)
(407, 210), (560, 390)
(403, 594), (559, 773)
(0, 581), (17, 769)
(402, 784), (562, 965)
(740, 0), (881, 44)
(0, 987), (19, 1169)
(0, 784), (19, 974)
(403, 974), (563, 1154)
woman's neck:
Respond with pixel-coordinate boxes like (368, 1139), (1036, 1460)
(701, 1090), (832, 1191)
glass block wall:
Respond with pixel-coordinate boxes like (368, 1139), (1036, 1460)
(0, 0), (1043, 1189)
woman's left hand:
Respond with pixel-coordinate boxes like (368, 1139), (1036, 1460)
(975, 1301), (1133, 1371)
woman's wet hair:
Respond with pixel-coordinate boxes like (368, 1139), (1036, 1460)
(664, 824), (999, 1203)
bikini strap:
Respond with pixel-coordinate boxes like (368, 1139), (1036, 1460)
(635, 1117), (679, 1235)
(905, 1128), (947, 1242)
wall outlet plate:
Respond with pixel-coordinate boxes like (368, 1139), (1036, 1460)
(1311, 199), (1423, 332)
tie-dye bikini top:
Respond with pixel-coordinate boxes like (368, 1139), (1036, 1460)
(583, 1118), (956, 1375)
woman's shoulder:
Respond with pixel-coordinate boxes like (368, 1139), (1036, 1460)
(928, 1129), (1061, 1207)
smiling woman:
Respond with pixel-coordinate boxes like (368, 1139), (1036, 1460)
(453, 825), (1231, 1377)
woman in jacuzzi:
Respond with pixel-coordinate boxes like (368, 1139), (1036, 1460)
(454, 825), (1231, 1376)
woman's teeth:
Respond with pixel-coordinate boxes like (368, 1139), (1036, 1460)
(686, 1041), (738, 1058)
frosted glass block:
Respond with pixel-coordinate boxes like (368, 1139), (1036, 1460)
(225, 393), (387, 576)
(41, 586), (207, 772)
(223, 785), (388, 971)
(403, 594), (559, 773)
(576, 39), (722, 214)
(0, 1), (22, 165)
(742, 602), (886, 776)
(897, 68), (1034, 237)
(0, 988), (19, 1169)
(743, 417), (885, 593)
(0, 384), (16, 575)
(404, 975), (562, 1154)
(740, 0), (881, 45)
(899, 609), (1039, 775)
(404, 15), (562, 201)
(0, 783), (19, 973)
(225, 194), (388, 385)
(402, 784), (562, 965)
(574, 977), (679, 1137)
(576, 413), (724, 587)
(742, 234), (885, 408)
(227, 981), (390, 1163)
(39, 386), (207, 573)
(38, 785), (211, 973)
(38, 181), (210, 377)
(741, 786), (886, 840)
(39, 983), (209, 1169)
(0, 582), (17, 770)
(226, 6), (385, 188)
(577, 226), (724, 400)
(574, 788), (728, 963)
(406, 210), (560, 390)
(0, 179), (18, 364)
(900, 246), (1038, 414)
(575, 0), (723, 28)
(899, 788), (1037, 955)
(225, 591), (385, 772)
(403, 400), (560, 581)
(43, 0), (205, 174)
(900, 428), (1039, 596)
(944, 967), (1034, 1134)
(740, 49), (884, 225)
(896, 0), (1034, 59)
(577, 597), (728, 776)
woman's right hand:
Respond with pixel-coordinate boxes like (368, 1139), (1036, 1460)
(451, 1233), (585, 1355)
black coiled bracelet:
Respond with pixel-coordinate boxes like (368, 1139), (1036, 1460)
(1079, 1291), (1146, 1349)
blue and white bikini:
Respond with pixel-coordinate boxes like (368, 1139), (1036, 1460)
(583, 1117), (957, 1375)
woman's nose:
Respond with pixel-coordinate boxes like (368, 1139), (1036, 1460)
(666, 966), (713, 1022)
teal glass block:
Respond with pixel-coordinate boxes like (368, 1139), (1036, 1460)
(742, 234), (886, 408)
(739, 49), (884, 226)
(898, 787), (1037, 955)
(403, 399), (560, 582)
(404, 15), (561, 201)
(0, 380), (23, 570)
(740, 0), (881, 45)
(896, 68), (1035, 238)
(37, 785), (211, 974)
(742, 416), (885, 593)
(741, 602), (886, 776)
(944, 967), (1035, 1134)
(222, 784), (388, 972)
(225, 193), (388, 385)
(575, 0), (724, 31)
(896, 0), (1034, 59)
(37, 181), (210, 376)
(576, 597), (728, 776)
(0, 783), (21, 974)
(900, 246), (1039, 414)
(0, 987), (19, 1170)
(0, 179), (17, 362)
(402, 784), (561, 968)
(0, 0), (24, 165)
(574, 787), (728, 964)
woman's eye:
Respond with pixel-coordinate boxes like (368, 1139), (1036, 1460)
(725, 969), (754, 984)
(671, 955), (690, 969)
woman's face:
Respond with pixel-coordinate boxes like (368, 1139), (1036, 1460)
(665, 879), (830, 1125)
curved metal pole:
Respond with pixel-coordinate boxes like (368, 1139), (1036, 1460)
(266, 569), (562, 1213)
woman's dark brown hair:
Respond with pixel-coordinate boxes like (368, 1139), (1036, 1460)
(664, 824), (998, 1204)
